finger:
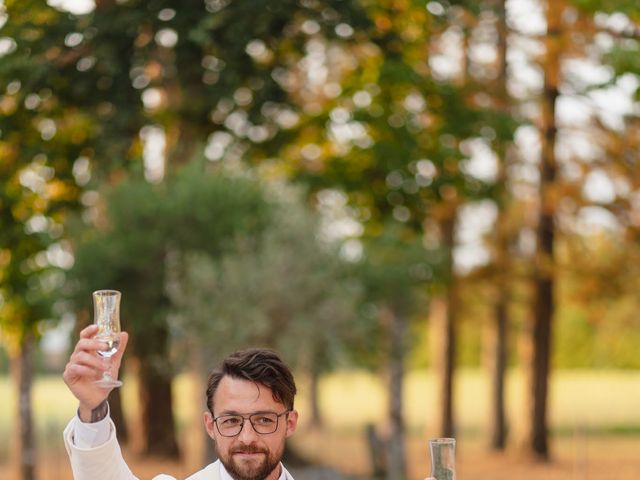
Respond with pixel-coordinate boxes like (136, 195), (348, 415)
(64, 363), (103, 383)
(79, 324), (99, 339)
(64, 359), (104, 385)
(69, 350), (106, 371)
(74, 337), (107, 355)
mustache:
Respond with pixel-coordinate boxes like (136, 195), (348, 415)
(230, 444), (268, 455)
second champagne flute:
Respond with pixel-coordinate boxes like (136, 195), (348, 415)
(429, 437), (456, 480)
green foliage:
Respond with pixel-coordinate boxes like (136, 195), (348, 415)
(569, 0), (640, 17)
(0, 0), (142, 176)
(341, 221), (452, 370)
(164, 161), (272, 254)
(553, 300), (640, 370)
(554, 233), (640, 368)
(0, 1), (87, 352)
(266, 0), (518, 376)
(2, 0), (638, 414)
(167, 183), (364, 373)
(1, 0), (517, 357)
(445, 232), (640, 370)
(358, 225), (440, 311)
(605, 43), (640, 78)
(66, 159), (273, 363)
(554, 306), (599, 368)
(278, 0), (519, 242)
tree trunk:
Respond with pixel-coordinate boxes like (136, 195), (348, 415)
(529, 0), (562, 460)
(490, 287), (509, 449)
(308, 367), (324, 429)
(137, 323), (180, 458)
(139, 361), (179, 457)
(11, 333), (35, 480)
(366, 424), (387, 479)
(383, 305), (407, 480)
(490, 0), (510, 451)
(108, 386), (129, 443)
(439, 216), (457, 439)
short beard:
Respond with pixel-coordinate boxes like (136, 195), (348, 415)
(217, 443), (281, 480)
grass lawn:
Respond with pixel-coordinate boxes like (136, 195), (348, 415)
(1, 368), (640, 479)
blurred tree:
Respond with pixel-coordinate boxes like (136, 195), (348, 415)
(486, 0), (513, 451)
(435, 0), (639, 458)
(437, 1), (528, 449)
(355, 225), (438, 480)
(524, 0), (639, 458)
(0, 2), (93, 478)
(553, 0), (640, 357)
(4, 0), (638, 472)
(3, 0), (369, 460)
(67, 159), (272, 457)
(64, 0), (371, 175)
(167, 183), (363, 430)
(275, 0), (516, 459)
(566, 0), (640, 304)
(527, 0), (562, 459)
(558, 231), (640, 367)
(164, 181), (364, 467)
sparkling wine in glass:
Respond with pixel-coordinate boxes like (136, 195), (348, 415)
(429, 437), (456, 480)
(93, 289), (123, 388)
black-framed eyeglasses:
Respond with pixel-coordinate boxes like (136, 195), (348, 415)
(213, 410), (290, 437)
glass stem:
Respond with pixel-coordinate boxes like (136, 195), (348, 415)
(102, 357), (113, 379)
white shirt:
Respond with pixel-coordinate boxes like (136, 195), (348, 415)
(72, 406), (112, 448)
(73, 411), (287, 480)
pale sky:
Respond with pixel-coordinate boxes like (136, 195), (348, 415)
(47, 0), (94, 15)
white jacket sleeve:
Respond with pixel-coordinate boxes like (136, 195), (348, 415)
(63, 416), (141, 480)
(72, 409), (112, 448)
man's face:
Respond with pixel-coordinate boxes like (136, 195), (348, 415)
(204, 375), (298, 480)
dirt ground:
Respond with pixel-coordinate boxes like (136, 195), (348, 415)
(294, 431), (640, 480)
(3, 431), (639, 480)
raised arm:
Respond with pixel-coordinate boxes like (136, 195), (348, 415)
(63, 325), (129, 421)
(62, 325), (142, 480)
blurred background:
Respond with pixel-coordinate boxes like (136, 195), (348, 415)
(1, 0), (639, 479)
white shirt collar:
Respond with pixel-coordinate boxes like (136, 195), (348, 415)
(219, 460), (286, 480)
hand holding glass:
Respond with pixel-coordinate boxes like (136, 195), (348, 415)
(93, 289), (123, 388)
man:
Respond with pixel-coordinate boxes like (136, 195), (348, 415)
(63, 324), (299, 480)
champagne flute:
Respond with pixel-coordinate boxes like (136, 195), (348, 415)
(429, 437), (456, 480)
(93, 289), (123, 388)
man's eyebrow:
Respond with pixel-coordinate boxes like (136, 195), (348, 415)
(215, 410), (240, 416)
(216, 409), (277, 416)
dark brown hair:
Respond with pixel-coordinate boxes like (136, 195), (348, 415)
(206, 348), (297, 414)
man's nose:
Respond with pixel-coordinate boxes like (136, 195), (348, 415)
(237, 419), (260, 442)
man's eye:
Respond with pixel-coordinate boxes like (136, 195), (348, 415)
(222, 417), (242, 426)
(253, 415), (275, 425)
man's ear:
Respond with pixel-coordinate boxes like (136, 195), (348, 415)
(203, 411), (216, 440)
(285, 409), (298, 438)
